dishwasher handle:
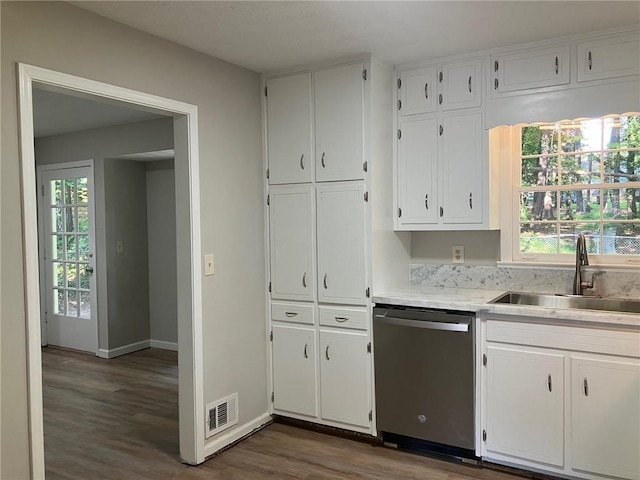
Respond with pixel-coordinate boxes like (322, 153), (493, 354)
(374, 314), (469, 332)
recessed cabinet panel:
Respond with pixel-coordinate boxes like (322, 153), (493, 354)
(316, 184), (366, 305)
(398, 118), (438, 226)
(399, 67), (438, 116)
(577, 33), (640, 82)
(440, 59), (482, 110)
(320, 330), (370, 427)
(571, 356), (640, 480)
(272, 325), (317, 417)
(440, 114), (483, 224)
(492, 44), (570, 94)
(266, 73), (313, 184)
(314, 63), (365, 182)
(269, 185), (314, 301)
(486, 346), (565, 467)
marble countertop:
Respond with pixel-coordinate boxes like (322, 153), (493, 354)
(373, 286), (640, 328)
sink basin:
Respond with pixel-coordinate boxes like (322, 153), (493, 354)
(489, 292), (640, 314)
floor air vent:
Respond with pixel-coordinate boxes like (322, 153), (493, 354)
(205, 393), (238, 438)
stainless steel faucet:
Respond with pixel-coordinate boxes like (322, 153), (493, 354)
(573, 233), (594, 295)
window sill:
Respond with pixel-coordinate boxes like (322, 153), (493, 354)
(497, 260), (640, 272)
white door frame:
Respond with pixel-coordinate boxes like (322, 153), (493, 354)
(37, 160), (98, 352)
(17, 63), (205, 477)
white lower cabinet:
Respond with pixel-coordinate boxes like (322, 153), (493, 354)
(271, 325), (317, 417)
(319, 330), (370, 428)
(571, 356), (640, 480)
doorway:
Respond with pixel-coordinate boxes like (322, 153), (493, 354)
(17, 64), (206, 476)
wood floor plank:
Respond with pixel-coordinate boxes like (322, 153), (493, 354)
(42, 346), (531, 480)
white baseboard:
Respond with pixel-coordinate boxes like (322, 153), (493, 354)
(97, 339), (150, 359)
(203, 412), (272, 459)
(150, 339), (178, 351)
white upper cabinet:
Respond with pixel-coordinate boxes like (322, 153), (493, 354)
(571, 356), (640, 480)
(491, 44), (570, 94)
(399, 66), (438, 116)
(266, 73), (313, 184)
(440, 59), (482, 110)
(440, 113), (483, 224)
(269, 185), (314, 302)
(577, 32), (640, 82)
(314, 63), (365, 182)
(316, 184), (366, 306)
(397, 118), (438, 226)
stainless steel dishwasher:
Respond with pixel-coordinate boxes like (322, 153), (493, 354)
(373, 304), (476, 457)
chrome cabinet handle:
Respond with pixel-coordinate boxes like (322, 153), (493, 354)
(469, 192), (473, 209)
(304, 343), (308, 359)
(321, 152), (326, 168)
(584, 377), (589, 396)
(439, 124), (443, 136)
(335, 317), (349, 323)
(440, 206), (444, 217)
(555, 56), (559, 75)
(325, 345), (330, 360)
(438, 93), (443, 105)
(285, 312), (298, 317)
(494, 78), (499, 90)
(424, 82), (428, 100)
(468, 76), (472, 93)
(425, 193), (429, 210)
(323, 274), (328, 289)
(302, 272), (307, 288)
(494, 60), (499, 72)
(548, 374), (552, 392)
(300, 154), (305, 170)
(588, 51), (592, 70)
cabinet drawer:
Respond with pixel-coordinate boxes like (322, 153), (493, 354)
(319, 306), (367, 330)
(272, 302), (315, 325)
(577, 32), (640, 82)
(486, 318), (640, 358)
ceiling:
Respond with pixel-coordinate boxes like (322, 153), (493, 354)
(71, 1), (640, 73)
(33, 88), (166, 138)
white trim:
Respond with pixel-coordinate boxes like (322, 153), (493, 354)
(150, 339), (178, 351)
(17, 63), (204, 474)
(202, 413), (273, 459)
(97, 340), (151, 359)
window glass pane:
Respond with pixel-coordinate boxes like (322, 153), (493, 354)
(559, 189), (601, 222)
(66, 263), (77, 289)
(52, 207), (64, 233)
(67, 290), (78, 317)
(51, 180), (63, 205)
(560, 154), (601, 185)
(80, 292), (91, 319)
(65, 235), (76, 261)
(602, 223), (640, 255)
(602, 188), (640, 221)
(606, 115), (640, 149)
(77, 177), (88, 204)
(64, 207), (75, 232)
(77, 235), (90, 261)
(522, 125), (558, 155)
(561, 119), (601, 153)
(603, 150), (638, 183)
(559, 223), (600, 254)
(519, 223), (558, 254)
(79, 264), (90, 289)
(520, 191), (557, 222)
(52, 262), (65, 288)
(521, 156), (558, 187)
(53, 289), (65, 315)
(63, 179), (75, 205)
(51, 235), (64, 260)
(77, 207), (88, 233)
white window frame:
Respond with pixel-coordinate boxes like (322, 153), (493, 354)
(499, 116), (640, 268)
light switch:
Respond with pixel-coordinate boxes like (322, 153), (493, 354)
(204, 254), (215, 276)
(116, 240), (124, 254)
(452, 245), (464, 264)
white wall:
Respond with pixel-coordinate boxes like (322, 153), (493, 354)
(2, 3), (266, 478)
(412, 231), (501, 265)
(146, 163), (178, 346)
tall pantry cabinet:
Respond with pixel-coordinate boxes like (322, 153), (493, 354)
(263, 58), (410, 435)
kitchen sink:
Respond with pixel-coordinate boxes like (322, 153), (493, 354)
(489, 292), (640, 314)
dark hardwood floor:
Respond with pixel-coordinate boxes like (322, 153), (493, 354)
(43, 347), (526, 480)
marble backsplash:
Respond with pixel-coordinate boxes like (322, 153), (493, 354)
(410, 264), (640, 300)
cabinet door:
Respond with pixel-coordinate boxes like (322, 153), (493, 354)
(314, 63), (365, 182)
(577, 33), (640, 82)
(440, 113), (483, 224)
(571, 356), (640, 480)
(399, 66), (438, 116)
(272, 325), (317, 417)
(397, 118), (438, 226)
(266, 73), (313, 184)
(316, 184), (366, 305)
(269, 185), (314, 301)
(486, 346), (564, 467)
(320, 330), (370, 428)
(492, 44), (570, 93)
(440, 59), (482, 111)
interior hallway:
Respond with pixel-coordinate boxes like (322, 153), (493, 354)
(42, 347), (527, 480)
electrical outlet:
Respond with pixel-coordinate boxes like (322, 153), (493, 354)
(204, 254), (215, 276)
(452, 245), (464, 264)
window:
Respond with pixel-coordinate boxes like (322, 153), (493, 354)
(510, 113), (640, 265)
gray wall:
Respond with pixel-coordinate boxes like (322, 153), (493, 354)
(411, 231), (501, 265)
(104, 159), (151, 350)
(146, 164), (178, 345)
(1, 2), (266, 478)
